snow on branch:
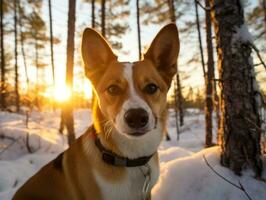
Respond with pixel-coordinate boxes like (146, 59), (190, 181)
(232, 24), (253, 43)
(203, 155), (253, 200)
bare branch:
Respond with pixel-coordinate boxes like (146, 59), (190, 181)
(196, 0), (211, 11)
(203, 155), (253, 200)
(249, 43), (266, 71)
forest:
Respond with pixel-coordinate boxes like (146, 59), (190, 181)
(0, 0), (266, 200)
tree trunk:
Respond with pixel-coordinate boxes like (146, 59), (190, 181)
(167, 0), (184, 126)
(61, 0), (76, 145)
(136, 0), (142, 60)
(101, 0), (105, 37)
(204, 0), (214, 147)
(14, 0), (20, 112)
(210, 0), (263, 177)
(48, 0), (55, 93)
(0, 0), (6, 109)
(18, 1), (29, 91)
(91, 0), (95, 28)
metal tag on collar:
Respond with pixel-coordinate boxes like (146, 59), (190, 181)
(142, 164), (151, 200)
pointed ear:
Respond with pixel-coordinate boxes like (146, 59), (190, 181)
(81, 28), (117, 82)
(144, 23), (180, 87)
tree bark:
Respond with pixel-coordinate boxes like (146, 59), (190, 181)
(210, 0), (263, 176)
(61, 0), (76, 145)
(48, 0), (55, 93)
(0, 0), (6, 109)
(14, 0), (20, 112)
(213, 77), (221, 144)
(136, 0), (142, 60)
(101, 0), (105, 37)
(204, 0), (214, 147)
(167, 0), (184, 127)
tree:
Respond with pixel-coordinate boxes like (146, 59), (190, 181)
(204, 0), (215, 147)
(48, 0), (55, 93)
(210, 0), (263, 176)
(25, 10), (47, 108)
(18, 0), (29, 91)
(167, 0), (184, 127)
(101, 0), (105, 37)
(91, 0), (95, 28)
(0, 0), (6, 109)
(136, 0), (141, 60)
(60, 0), (77, 145)
(105, 0), (130, 50)
(14, 0), (20, 112)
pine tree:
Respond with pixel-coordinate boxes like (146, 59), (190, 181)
(210, 0), (263, 176)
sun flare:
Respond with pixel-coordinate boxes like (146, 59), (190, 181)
(53, 86), (72, 102)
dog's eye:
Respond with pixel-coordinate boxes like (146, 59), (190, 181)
(144, 83), (158, 95)
(107, 85), (121, 95)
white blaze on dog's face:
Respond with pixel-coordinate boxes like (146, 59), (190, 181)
(82, 24), (179, 156)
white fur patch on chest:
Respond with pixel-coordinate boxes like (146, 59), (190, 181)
(92, 159), (159, 200)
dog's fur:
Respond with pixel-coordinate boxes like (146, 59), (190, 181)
(13, 23), (179, 200)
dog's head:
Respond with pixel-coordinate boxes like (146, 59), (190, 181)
(82, 24), (179, 157)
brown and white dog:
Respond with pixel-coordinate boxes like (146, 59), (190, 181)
(13, 23), (179, 200)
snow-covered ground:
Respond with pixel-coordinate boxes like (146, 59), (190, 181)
(0, 109), (265, 200)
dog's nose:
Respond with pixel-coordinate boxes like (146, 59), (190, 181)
(124, 108), (149, 129)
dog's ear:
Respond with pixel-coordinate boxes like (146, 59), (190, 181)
(82, 28), (117, 82)
(144, 23), (179, 87)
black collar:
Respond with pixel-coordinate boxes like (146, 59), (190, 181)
(95, 137), (154, 167)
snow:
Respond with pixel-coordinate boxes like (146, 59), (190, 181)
(232, 23), (253, 44)
(0, 109), (265, 200)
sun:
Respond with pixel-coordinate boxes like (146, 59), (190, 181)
(53, 85), (72, 102)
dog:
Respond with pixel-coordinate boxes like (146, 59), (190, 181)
(13, 23), (179, 200)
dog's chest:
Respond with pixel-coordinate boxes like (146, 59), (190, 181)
(93, 161), (159, 200)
